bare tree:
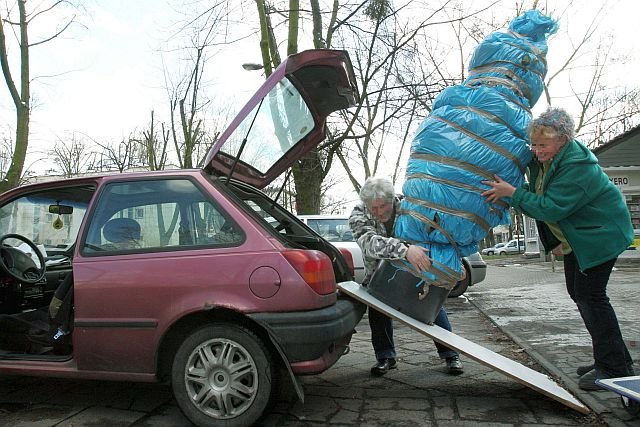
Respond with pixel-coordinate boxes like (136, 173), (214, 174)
(49, 133), (94, 178)
(0, 0), (80, 192)
(161, 1), (235, 169)
(139, 110), (170, 171)
(251, 1), (506, 211)
(0, 128), (14, 179)
(182, 0), (638, 214)
(535, 1), (640, 146)
(93, 133), (143, 173)
(331, 1), (502, 193)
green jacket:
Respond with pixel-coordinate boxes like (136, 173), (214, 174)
(511, 139), (633, 270)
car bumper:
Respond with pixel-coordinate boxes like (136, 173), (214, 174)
(470, 263), (487, 285)
(248, 290), (366, 375)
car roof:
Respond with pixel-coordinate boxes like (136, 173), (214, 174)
(0, 169), (205, 203)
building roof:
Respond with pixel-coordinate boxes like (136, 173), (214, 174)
(592, 124), (640, 167)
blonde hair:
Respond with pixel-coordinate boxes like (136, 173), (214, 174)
(527, 107), (575, 143)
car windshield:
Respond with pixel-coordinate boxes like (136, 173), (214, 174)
(0, 185), (95, 256)
(304, 218), (353, 242)
(217, 78), (314, 175)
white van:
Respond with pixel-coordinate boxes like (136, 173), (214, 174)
(496, 238), (525, 255)
(298, 215), (366, 283)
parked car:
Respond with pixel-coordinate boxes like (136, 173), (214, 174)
(497, 239), (525, 255)
(298, 215), (365, 283)
(298, 215), (486, 297)
(481, 242), (506, 255)
(0, 50), (365, 427)
(449, 251), (487, 297)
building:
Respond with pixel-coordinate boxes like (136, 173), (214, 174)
(593, 125), (640, 240)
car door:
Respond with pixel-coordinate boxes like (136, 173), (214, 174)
(71, 176), (267, 372)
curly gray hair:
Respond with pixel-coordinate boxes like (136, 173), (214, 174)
(527, 107), (575, 142)
(359, 177), (395, 205)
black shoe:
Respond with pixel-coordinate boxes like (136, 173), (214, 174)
(578, 370), (608, 391)
(446, 355), (464, 375)
(576, 364), (594, 376)
(371, 358), (397, 376)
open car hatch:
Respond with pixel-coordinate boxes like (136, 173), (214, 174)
(203, 49), (359, 188)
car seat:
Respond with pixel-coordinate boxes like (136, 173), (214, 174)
(103, 218), (141, 249)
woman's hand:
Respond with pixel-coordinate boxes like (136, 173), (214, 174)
(551, 244), (563, 257)
(405, 245), (431, 272)
(482, 175), (516, 203)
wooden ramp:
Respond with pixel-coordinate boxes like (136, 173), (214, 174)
(339, 281), (590, 414)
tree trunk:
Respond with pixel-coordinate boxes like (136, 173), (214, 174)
(0, 0), (30, 192)
(292, 150), (323, 214)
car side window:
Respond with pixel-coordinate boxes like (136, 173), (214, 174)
(82, 179), (243, 254)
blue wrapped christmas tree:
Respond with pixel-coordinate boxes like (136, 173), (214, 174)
(393, 10), (558, 287)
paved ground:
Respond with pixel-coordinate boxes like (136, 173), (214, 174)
(466, 251), (639, 427)
(0, 252), (638, 426)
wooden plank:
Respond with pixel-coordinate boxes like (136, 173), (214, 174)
(339, 281), (590, 414)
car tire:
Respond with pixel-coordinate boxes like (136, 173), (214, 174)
(448, 263), (470, 298)
(486, 250), (494, 256)
(171, 323), (275, 427)
(498, 250), (506, 256)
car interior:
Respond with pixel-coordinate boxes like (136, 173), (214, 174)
(0, 185), (95, 358)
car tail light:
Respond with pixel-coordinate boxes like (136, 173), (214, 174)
(338, 248), (355, 278)
(282, 250), (336, 295)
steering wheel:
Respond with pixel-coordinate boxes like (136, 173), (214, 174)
(0, 234), (47, 284)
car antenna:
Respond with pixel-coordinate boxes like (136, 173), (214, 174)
(225, 98), (264, 185)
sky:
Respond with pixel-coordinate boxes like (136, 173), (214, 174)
(1, 0), (265, 173)
(1, 0), (639, 181)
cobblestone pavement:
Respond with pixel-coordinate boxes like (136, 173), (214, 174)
(466, 253), (639, 427)
(0, 254), (637, 426)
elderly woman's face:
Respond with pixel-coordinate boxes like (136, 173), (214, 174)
(530, 128), (564, 163)
(368, 198), (394, 222)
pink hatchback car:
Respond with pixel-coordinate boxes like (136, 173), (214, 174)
(0, 50), (364, 427)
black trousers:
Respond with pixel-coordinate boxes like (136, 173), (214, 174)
(51, 272), (73, 332)
(563, 252), (634, 377)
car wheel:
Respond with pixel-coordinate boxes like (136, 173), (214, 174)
(486, 250), (494, 256)
(171, 323), (274, 427)
(498, 250), (506, 256)
(448, 263), (470, 298)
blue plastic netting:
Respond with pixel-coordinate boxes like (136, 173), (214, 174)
(394, 10), (558, 283)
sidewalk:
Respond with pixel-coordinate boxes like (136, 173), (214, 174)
(467, 254), (639, 427)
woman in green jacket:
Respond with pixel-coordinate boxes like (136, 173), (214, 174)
(482, 108), (635, 391)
